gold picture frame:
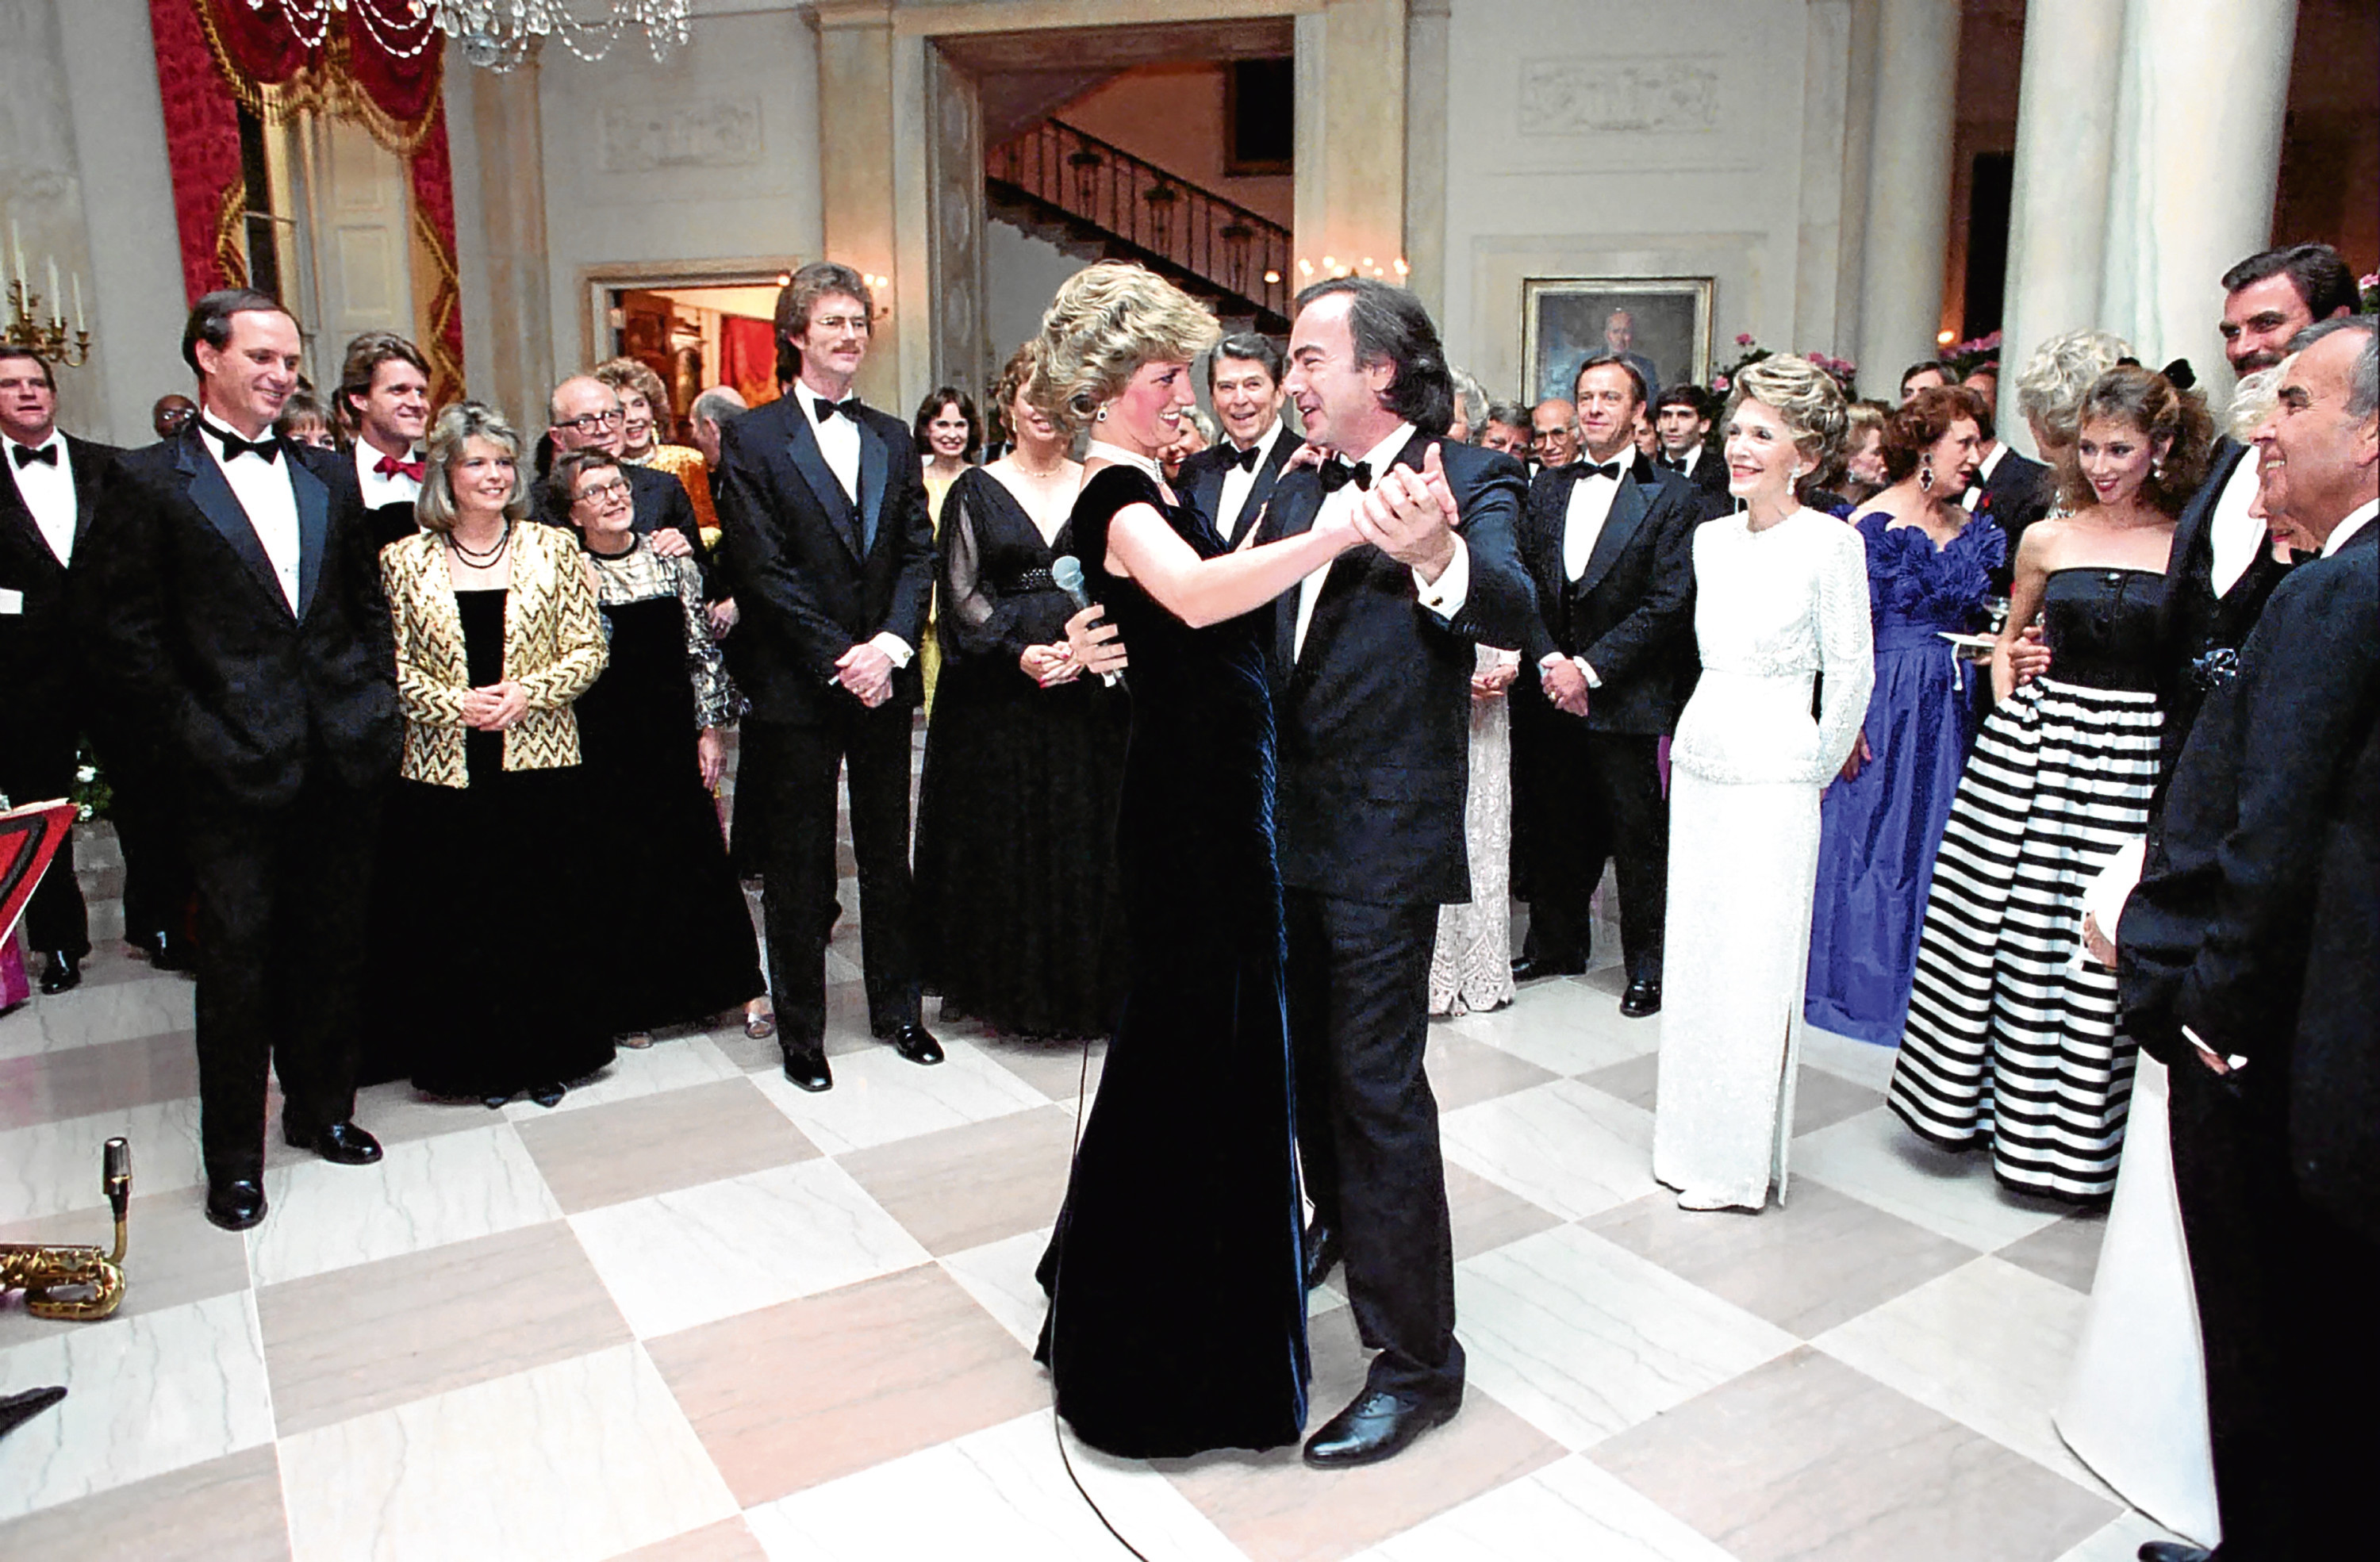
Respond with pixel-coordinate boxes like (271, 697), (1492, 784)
(1522, 275), (1714, 405)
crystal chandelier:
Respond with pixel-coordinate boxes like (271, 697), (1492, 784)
(241, 1), (693, 72)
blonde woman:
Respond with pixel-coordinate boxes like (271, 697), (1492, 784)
(596, 355), (719, 547)
(377, 402), (612, 1108)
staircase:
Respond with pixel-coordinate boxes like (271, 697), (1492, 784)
(985, 118), (1294, 335)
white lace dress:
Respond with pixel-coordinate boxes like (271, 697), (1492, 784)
(1430, 646), (1519, 1016)
(1653, 509), (1873, 1208)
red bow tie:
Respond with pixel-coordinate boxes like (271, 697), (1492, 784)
(375, 452), (426, 482)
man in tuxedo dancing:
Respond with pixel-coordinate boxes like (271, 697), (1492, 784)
(0, 345), (119, 993)
(83, 290), (399, 1230)
(1178, 332), (1300, 547)
(336, 331), (432, 549)
(1253, 278), (1535, 1466)
(710, 262), (939, 1093)
(2120, 316), (2377, 1562)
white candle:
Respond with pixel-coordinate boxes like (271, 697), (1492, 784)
(72, 271), (84, 334)
(47, 257), (60, 324)
(8, 221), (21, 297)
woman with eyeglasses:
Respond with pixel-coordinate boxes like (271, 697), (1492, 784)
(559, 446), (771, 1046)
(376, 402), (613, 1109)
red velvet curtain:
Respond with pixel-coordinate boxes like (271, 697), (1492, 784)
(148, 0), (465, 404)
(720, 317), (783, 410)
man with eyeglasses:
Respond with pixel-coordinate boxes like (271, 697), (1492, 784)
(538, 374), (704, 566)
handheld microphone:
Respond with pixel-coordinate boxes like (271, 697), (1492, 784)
(1050, 556), (1123, 689)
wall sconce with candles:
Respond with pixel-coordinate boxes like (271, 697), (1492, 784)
(2, 219), (92, 369)
(1292, 255), (1412, 286)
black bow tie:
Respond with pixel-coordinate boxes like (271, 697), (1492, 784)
(1315, 459), (1372, 493)
(1578, 460), (1625, 482)
(208, 424), (279, 463)
(813, 396), (862, 423)
(1657, 455), (1684, 472)
(1228, 442), (1263, 473)
(11, 442), (58, 469)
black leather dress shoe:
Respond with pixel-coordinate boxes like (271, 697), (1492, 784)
(1303, 1219), (1342, 1290)
(1303, 1387), (1459, 1468)
(781, 1046), (833, 1092)
(284, 1120), (384, 1165)
(2136, 1544), (2213, 1562)
(37, 951), (81, 995)
(205, 1177), (267, 1230)
(1510, 956), (1585, 984)
(0, 1386), (67, 1442)
(145, 930), (196, 973)
(889, 1022), (944, 1065)
(1620, 978), (1663, 1017)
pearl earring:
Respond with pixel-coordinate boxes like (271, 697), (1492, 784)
(1095, 405), (1109, 423)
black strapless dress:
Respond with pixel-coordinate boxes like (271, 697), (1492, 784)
(1034, 465), (1310, 1457)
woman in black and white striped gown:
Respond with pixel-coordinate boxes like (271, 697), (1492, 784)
(1887, 364), (2211, 1203)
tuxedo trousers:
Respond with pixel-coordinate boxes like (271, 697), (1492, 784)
(2167, 1057), (2375, 1558)
(1514, 708), (1668, 982)
(1287, 889), (1464, 1403)
(743, 709), (921, 1050)
(0, 704), (90, 958)
(182, 767), (383, 1182)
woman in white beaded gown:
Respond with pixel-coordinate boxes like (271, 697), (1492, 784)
(1429, 644), (1521, 1016)
(1653, 356), (1873, 1212)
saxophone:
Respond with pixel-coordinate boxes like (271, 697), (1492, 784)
(0, 1138), (131, 1322)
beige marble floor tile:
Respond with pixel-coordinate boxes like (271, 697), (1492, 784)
(1348, 1453), (1738, 1562)
(1813, 1255), (2104, 1491)
(1426, 1031), (1560, 1111)
(0, 969), (193, 1061)
(1580, 1050), (1661, 1108)
(1578, 1054), (1883, 1139)
(258, 1219), (631, 1436)
(1455, 1224), (1799, 1449)
(246, 1122), (562, 1286)
(1591, 1347), (2115, 1562)
(747, 1035), (1045, 1154)
(571, 1158), (927, 1338)
(516, 1077), (820, 1215)
(0, 1443), (289, 1561)
(347, 1077), (522, 1147)
(1444, 978), (1657, 1077)
(1798, 1023), (1902, 1091)
(278, 1341), (736, 1562)
(0, 1094), (207, 1222)
(969, 1031), (1106, 1103)
(647, 1263), (1047, 1508)
(1158, 1305), (1563, 1562)
(2052, 1509), (2193, 1561)
(1445, 1161), (1566, 1261)
(1583, 1181), (1982, 1337)
(497, 1035), (747, 1123)
(1793, 1107), (2071, 1251)
(1995, 1212), (2109, 1293)
(835, 1103), (1075, 1256)
(1439, 1078), (1658, 1220)
(0, 1027), (197, 1130)
(939, 1224), (1054, 1351)
(0, 1184), (250, 1349)
(0, 1290), (274, 1522)
(609, 1515), (769, 1562)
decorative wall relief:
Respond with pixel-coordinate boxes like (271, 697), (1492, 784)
(597, 98), (763, 173)
(1518, 59), (1721, 136)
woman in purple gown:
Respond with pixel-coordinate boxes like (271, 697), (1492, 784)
(1805, 386), (2002, 1044)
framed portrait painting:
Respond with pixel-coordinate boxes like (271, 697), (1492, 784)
(1522, 277), (1714, 405)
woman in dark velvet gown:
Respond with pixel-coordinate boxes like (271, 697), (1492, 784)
(916, 361), (1127, 1038)
(1028, 263), (1365, 1458)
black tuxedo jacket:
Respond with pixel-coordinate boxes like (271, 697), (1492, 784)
(1179, 423), (1300, 545)
(1514, 451), (1702, 735)
(1977, 447), (2055, 593)
(2155, 436), (2294, 782)
(711, 393), (934, 727)
(79, 428), (399, 808)
(1659, 444), (1729, 505)
(1253, 432), (1534, 906)
(1, 432), (119, 728)
(2290, 677), (2378, 1240)
(2119, 520), (2378, 1129)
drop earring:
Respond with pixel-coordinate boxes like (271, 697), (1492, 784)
(1919, 456), (1935, 494)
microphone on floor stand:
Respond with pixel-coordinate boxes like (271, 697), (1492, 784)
(1050, 556), (1125, 690)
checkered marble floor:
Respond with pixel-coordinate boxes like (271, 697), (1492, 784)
(3, 816), (2196, 1560)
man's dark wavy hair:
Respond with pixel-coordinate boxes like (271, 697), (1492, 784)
(1292, 276), (1454, 436)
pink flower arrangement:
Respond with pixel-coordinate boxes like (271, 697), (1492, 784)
(2360, 272), (2379, 313)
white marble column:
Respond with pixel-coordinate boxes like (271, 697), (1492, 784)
(2098, 0), (2297, 406)
(1403, 0), (1451, 329)
(1854, 0), (1960, 383)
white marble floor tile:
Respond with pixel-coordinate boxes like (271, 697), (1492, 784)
(2054, 1508), (2194, 1562)
(278, 1341), (735, 1562)
(0, 1095), (206, 1222)
(938, 1225), (1054, 1353)
(498, 1034), (743, 1121)
(570, 1158), (927, 1338)
(747, 1411), (1243, 1562)
(1797, 1022), (1902, 1093)
(246, 1123), (562, 1286)
(1793, 1107), (2070, 1251)
(747, 1036), (1045, 1155)
(0, 975), (193, 1061)
(1448, 981), (1658, 1078)
(1440, 1078), (1658, 1221)
(0, 1291), (274, 1522)
(1457, 1225), (1798, 1450)
(1350, 1453), (1741, 1561)
(1814, 1254), (2109, 1492)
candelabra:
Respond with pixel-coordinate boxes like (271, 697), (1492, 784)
(3, 278), (90, 370)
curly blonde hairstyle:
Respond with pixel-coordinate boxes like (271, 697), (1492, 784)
(1029, 263), (1219, 436)
(418, 401), (530, 535)
(1723, 354), (1848, 471)
(594, 355), (669, 414)
(2016, 329), (2132, 451)
(2053, 363), (2216, 517)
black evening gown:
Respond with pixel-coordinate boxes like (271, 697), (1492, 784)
(387, 589), (616, 1099)
(1035, 465), (1310, 1457)
(573, 591), (766, 1033)
(915, 466), (1129, 1038)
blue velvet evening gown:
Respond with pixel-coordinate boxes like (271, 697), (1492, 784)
(1804, 511), (2003, 1044)
(1034, 465), (1310, 1457)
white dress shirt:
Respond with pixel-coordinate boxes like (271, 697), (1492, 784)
(794, 382), (909, 668)
(6, 432), (77, 565)
(2323, 498), (2377, 558)
(198, 413), (302, 613)
(1214, 417), (1284, 544)
(1292, 422), (1472, 660)
(355, 436), (424, 515)
(1672, 444), (1709, 483)
(2207, 449), (2266, 597)
(1540, 450), (1632, 687)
